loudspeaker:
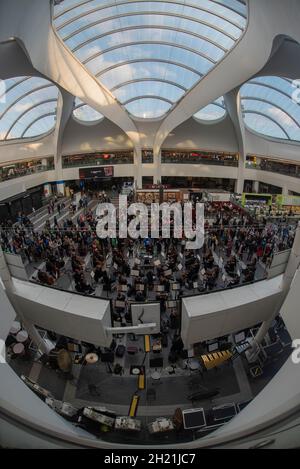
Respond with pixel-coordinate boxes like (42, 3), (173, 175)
(101, 352), (114, 363)
(150, 357), (163, 368)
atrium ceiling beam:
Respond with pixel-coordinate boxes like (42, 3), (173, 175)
(53, 89), (74, 182)
(224, 89), (247, 194)
(0, 0), (141, 150)
(153, 0), (300, 155)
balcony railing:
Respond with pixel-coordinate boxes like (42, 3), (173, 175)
(246, 162), (300, 179)
(162, 155), (239, 167)
(62, 155), (134, 168)
(0, 163), (54, 183)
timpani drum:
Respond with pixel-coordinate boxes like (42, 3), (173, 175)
(16, 330), (29, 343)
(13, 343), (25, 357)
(85, 353), (99, 364)
(9, 321), (21, 335)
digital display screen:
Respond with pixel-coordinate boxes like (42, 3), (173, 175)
(79, 166), (114, 179)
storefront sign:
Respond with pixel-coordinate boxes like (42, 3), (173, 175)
(277, 195), (300, 206)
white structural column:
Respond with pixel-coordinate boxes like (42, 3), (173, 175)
(134, 147), (142, 189)
(53, 89), (74, 183)
(234, 162), (245, 194)
(42, 151), (53, 198)
(282, 187), (289, 196)
(43, 184), (52, 198)
(153, 149), (162, 185)
(53, 89), (74, 197)
(225, 90), (246, 194)
(56, 182), (65, 196)
(253, 181), (259, 193)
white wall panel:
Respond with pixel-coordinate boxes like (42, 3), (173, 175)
(0, 283), (16, 341)
(11, 279), (112, 347)
(181, 276), (284, 346)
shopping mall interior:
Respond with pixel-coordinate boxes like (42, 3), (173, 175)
(1, 0), (300, 450)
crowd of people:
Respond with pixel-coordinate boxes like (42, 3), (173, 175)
(0, 193), (297, 320)
(47, 198), (66, 216)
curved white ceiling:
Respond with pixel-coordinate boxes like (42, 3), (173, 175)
(0, 76), (59, 141)
(194, 95), (226, 122)
(53, 0), (248, 119)
(73, 97), (104, 122)
(240, 76), (300, 142)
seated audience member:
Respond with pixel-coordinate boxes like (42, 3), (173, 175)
(75, 273), (95, 294)
(37, 269), (55, 286)
(135, 290), (146, 302)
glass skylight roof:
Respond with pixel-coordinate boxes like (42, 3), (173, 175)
(54, 0), (247, 119)
(240, 76), (300, 142)
(194, 96), (226, 121)
(73, 97), (104, 122)
(0, 77), (59, 141)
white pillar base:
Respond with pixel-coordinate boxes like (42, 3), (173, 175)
(235, 178), (244, 194)
(253, 181), (259, 193)
(282, 186), (289, 196)
(56, 181), (65, 196)
(43, 184), (52, 198)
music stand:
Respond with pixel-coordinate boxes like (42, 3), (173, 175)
(167, 300), (177, 308)
(136, 284), (145, 291)
(166, 300), (177, 314)
(131, 270), (139, 277)
(172, 283), (180, 300)
(119, 284), (128, 292)
(164, 269), (172, 277)
(156, 285), (165, 292)
(234, 331), (246, 344)
(208, 342), (219, 353)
